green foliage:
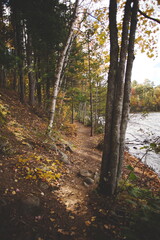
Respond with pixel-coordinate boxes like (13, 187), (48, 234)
(0, 111), (6, 126)
(119, 174), (160, 240)
(150, 142), (160, 153)
(94, 124), (104, 134)
(126, 165), (134, 171)
(0, 101), (9, 126)
(124, 191), (160, 240)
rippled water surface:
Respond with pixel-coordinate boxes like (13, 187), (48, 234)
(126, 112), (160, 176)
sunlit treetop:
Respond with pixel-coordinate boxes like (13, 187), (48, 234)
(81, 0), (160, 59)
(136, 0), (160, 58)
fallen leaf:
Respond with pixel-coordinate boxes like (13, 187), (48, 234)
(85, 220), (91, 226)
(57, 229), (69, 235)
(50, 218), (55, 222)
(91, 216), (96, 222)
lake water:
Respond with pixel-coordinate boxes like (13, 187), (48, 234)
(126, 112), (160, 176)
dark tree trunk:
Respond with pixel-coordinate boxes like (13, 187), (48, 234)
(117, 0), (139, 181)
(36, 58), (42, 106)
(12, 68), (17, 91)
(17, 21), (25, 103)
(11, 2), (25, 103)
(87, 31), (94, 137)
(45, 57), (50, 110)
(0, 65), (6, 88)
(99, 0), (139, 196)
(0, 1), (6, 89)
(26, 33), (35, 107)
(99, 0), (119, 195)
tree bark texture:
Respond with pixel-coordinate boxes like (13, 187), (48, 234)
(117, 0), (139, 181)
(88, 31), (94, 137)
(26, 33), (35, 107)
(48, 0), (80, 131)
(99, 0), (119, 195)
(99, 0), (139, 196)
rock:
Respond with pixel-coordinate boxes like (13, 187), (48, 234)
(0, 135), (14, 155)
(49, 144), (58, 152)
(39, 182), (49, 190)
(58, 140), (74, 153)
(79, 169), (93, 178)
(44, 143), (58, 152)
(93, 171), (99, 182)
(22, 141), (33, 150)
(84, 182), (89, 187)
(84, 177), (94, 185)
(59, 151), (70, 165)
(65, 144), (74, 153)
(21, 194), (40, 207)
(38, 165), (51, 171)
(20, 194), (40, 216)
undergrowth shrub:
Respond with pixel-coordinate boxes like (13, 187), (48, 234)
(61, 122), (77, 136)
(119, 179), (160, 240)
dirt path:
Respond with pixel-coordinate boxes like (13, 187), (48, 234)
(56, 121), (102, 215)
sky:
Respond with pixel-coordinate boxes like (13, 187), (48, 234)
(132, 52), (160, 86)
(84, 0), (160, 86)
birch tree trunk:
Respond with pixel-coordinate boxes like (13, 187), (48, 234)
(99, 0), (139, 196)
(48, 0), (80, 131)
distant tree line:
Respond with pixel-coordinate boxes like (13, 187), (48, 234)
(131, 79), (160, 112)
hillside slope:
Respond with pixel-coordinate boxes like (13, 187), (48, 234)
(0, 90), (160, 240)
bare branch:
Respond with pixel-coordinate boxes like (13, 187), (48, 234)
(138, 9), (160, 24)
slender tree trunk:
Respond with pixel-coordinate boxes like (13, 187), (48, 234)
(36, 80), (42, 106)
(0, 65), (5, 88)
(117, 0), (138, 181)
(26, 33), (35, 107)
(12, 68), (17, 91)
(48, 0), (80, 131)
(83, 102), (86, 124)
(15, 19), (25, 102)
(0, 0), (5, 89)
(46, 59), (50, 110)
(87, 31), (94, 136)
(71, 98), (74, 124)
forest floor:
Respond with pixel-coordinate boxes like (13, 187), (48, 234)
(0, 90), (160, 240)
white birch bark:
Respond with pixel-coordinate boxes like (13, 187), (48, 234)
(48, 0), (80, 131)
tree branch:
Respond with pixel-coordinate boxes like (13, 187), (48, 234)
(138, 9), (160, 24)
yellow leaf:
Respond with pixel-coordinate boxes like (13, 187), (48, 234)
(91, 216), (96, 222)
(50, 218), (55, 222)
